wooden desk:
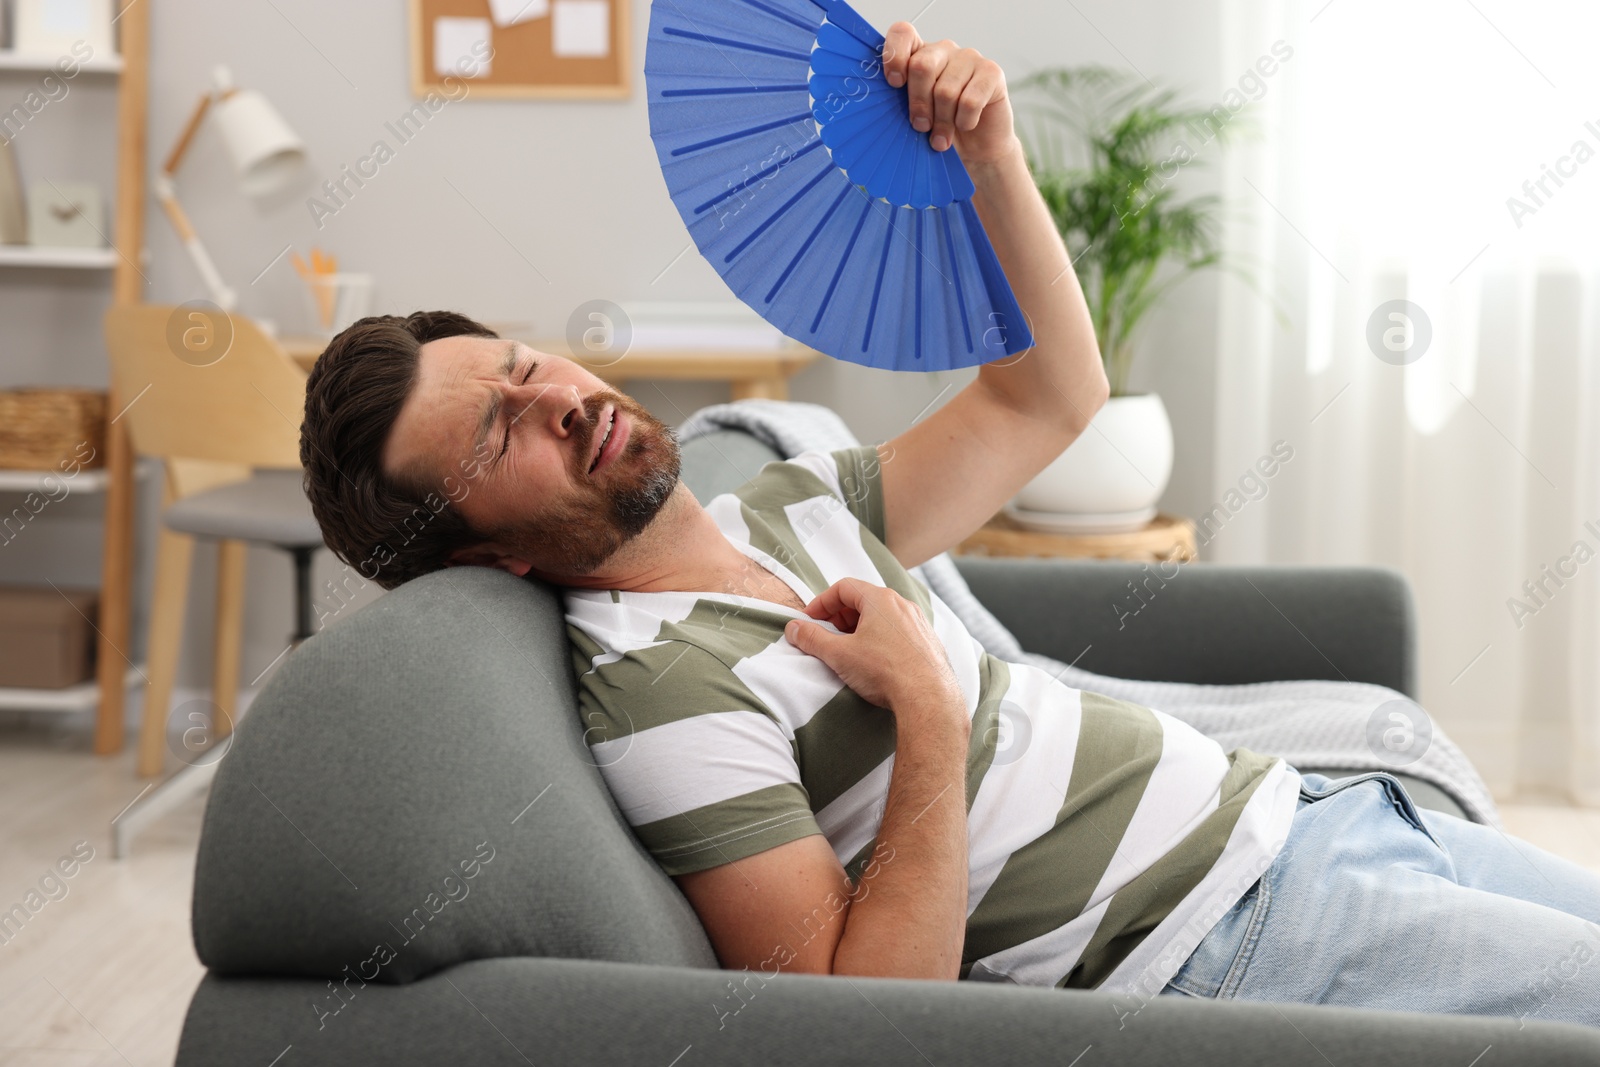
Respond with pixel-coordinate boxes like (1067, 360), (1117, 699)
(955, 511), (1198, 564)
(280, 337), (822, 402)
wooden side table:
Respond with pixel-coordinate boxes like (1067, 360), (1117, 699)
(955, 511), (1198, 564)
(279, 337), (822, 403)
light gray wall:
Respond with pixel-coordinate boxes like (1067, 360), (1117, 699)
(1, 0), (1231, 709)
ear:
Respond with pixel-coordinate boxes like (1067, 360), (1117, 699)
(445, 541), (535, 578)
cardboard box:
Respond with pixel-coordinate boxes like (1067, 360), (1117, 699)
(0, 586), (98, 689)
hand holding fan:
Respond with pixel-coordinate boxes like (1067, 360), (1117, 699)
(645, 0), (1034, 372)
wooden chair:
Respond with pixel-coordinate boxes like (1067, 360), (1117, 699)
(103, 304), (313, 778)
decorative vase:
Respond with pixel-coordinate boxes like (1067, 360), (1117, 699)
(1008, 392), (1175, 534)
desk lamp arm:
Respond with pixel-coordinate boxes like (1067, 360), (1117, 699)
(156, 76), (238, 311)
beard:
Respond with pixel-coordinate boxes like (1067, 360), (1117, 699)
(475, 388), (681, 579)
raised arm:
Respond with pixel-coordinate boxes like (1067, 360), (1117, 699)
(874, 22), (1110, 570)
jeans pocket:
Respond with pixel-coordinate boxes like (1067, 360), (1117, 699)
(1298, 769), (1394, 802)
(1165, 871), (1272, 999)
(1299, 770), (1444, 851)
(1376, 775), (1447, 850)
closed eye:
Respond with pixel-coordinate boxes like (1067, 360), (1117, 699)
(498, 359), (539, 462)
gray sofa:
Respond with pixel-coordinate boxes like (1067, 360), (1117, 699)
(175, 428), (1600, 1065)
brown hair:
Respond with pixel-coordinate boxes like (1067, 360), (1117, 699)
(299, 311), (498, 591)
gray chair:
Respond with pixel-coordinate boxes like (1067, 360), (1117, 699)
(174, 428), (1600, 1064)
(164, 469), (325, 644)
(111, 470), (324, 858)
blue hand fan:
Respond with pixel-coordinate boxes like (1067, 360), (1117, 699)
(644, 0), (1034, 372)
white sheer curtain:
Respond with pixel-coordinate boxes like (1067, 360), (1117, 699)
(1212, 0), (1600, 803)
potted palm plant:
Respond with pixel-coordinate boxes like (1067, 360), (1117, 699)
(1009, 67), (1240, 532)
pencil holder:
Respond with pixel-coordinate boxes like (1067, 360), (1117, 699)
(300, 272), (373, 339)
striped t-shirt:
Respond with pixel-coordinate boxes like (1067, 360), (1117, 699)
(564, 446), (1302, 995)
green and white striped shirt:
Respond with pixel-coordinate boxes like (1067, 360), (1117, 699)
(565, 446), (1301, 995)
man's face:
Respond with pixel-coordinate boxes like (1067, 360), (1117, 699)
(382, 335), (681, 579)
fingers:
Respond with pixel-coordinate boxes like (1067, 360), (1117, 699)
(904, 38), (955, 143)
(883, 27), (989, 154)
(801, 586), (836, 620)
(880, 21), (920, 89)
(929, 49), (981, 152)
(802, 600), (857, 633)
(801, 578), (864, 631)
(805, 606), (858, 634)
(784, 616), (842, 659)
(785, 578), (953, 710)
(803, 576), (866, 615)
(956, 59), (1004, 135)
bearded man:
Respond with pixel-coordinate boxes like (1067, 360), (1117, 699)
(298, 21), (1600, 1027)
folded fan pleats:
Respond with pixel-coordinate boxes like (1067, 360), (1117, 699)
(646, 0), (1033, 370)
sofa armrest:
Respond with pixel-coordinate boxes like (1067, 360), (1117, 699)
(179, 957), (1598, 1066)
(954, 557), (1418, 698)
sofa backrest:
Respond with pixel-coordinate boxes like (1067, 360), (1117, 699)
(191, 424), (782, 984)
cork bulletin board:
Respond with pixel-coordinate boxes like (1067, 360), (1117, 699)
(410, 0), (631, 99)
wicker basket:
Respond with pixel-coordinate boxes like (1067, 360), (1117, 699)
(0, 388), (107, 471)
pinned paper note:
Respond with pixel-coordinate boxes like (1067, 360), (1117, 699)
(410, 0), (623, 97)
(552, 0), (609, 58)
(488, 0), (550, 26)
(433, 16), (492, 78)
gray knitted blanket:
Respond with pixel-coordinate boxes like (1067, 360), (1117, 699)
(676, 399), (1501, 828)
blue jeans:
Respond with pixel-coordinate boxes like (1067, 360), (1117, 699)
(1160, 770), (1600, 1029)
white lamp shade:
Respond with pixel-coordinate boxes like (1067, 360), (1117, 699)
(212, 89), (305, 197)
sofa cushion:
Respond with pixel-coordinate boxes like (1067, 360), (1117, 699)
(192, 565), (719, 983)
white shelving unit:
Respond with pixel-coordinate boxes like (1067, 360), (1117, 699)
(0, 245), (119, 269)
(0, 4), (149, 743)
(0, 462), (149, 711)
(0, 49), (123, 74)
(0, 44), (124, 272)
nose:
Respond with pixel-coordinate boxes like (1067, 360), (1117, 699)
(509, 379), (585, 439)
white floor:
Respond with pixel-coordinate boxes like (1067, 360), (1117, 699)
(0, 722), (206, 1067)
(2, 718), (1599, 1067)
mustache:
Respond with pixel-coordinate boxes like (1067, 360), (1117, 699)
(568, 390), (622, 477)
(574, 389), (674, 476)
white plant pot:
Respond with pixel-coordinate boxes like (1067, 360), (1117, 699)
(1008, 393), (1175, 534)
